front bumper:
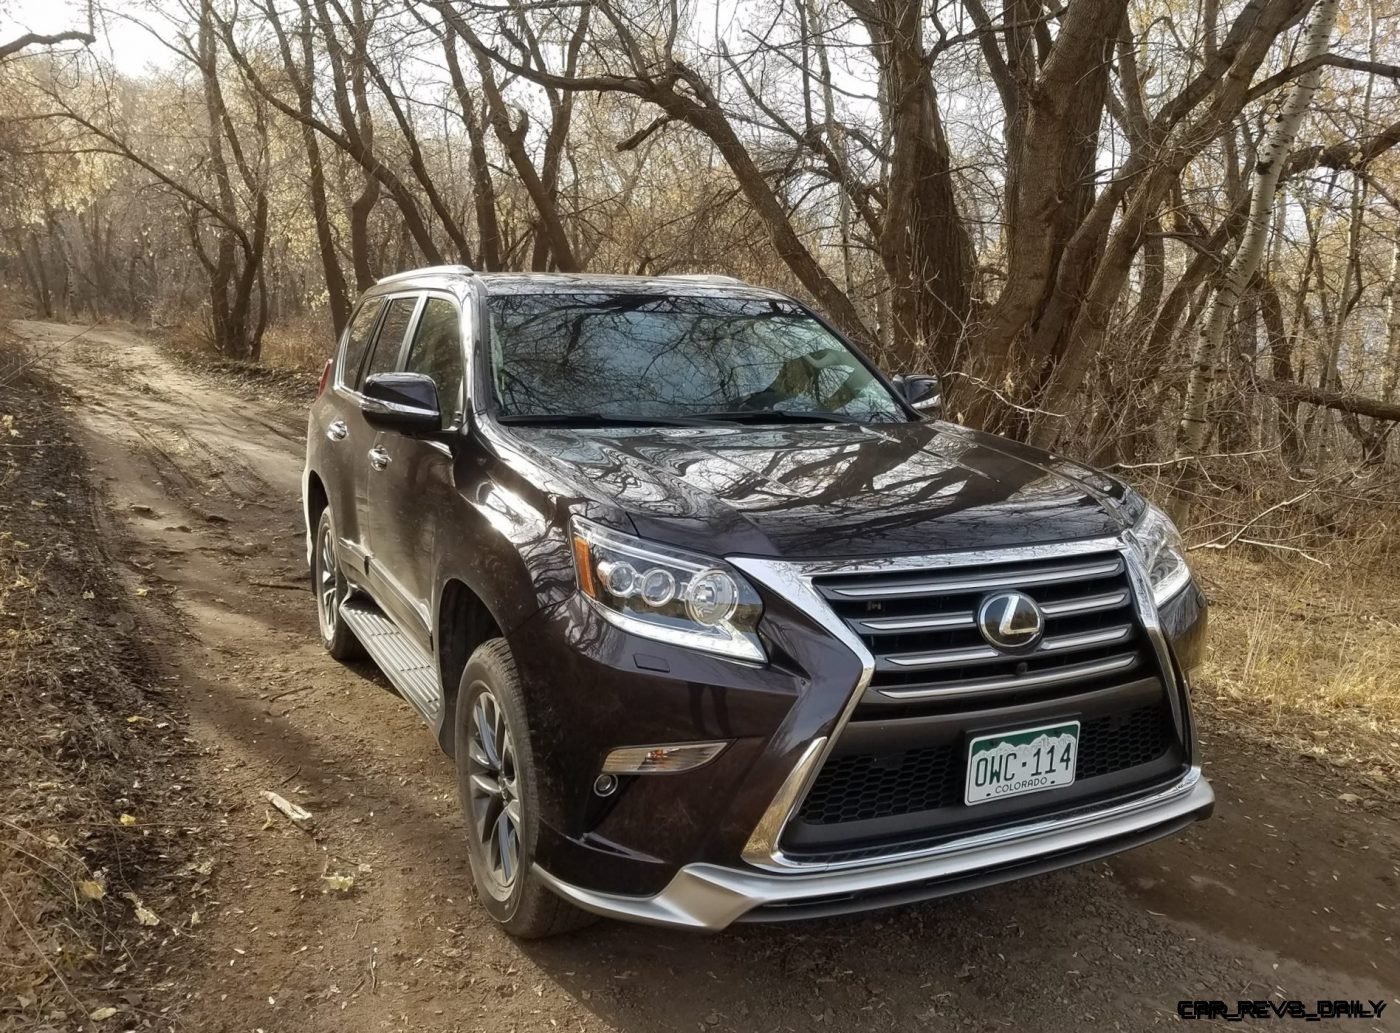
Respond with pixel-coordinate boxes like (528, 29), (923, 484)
(535, 764), (1213, 929)
(514, 535), (1210, 924)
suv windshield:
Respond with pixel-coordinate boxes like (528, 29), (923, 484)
(487, 292), (907, 424)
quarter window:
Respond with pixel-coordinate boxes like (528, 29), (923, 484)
(339, 298), (383, 385)
(359, 296), (419, 388)
(404, 297), (465, 426)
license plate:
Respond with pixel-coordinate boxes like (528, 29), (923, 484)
(965, 721), (1079, 805)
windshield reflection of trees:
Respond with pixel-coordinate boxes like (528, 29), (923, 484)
(490, 293), (903, 422)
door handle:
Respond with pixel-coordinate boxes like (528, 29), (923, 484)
(368, 446), (391, 470)
(326, 420), (349, 441)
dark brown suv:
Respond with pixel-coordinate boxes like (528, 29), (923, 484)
(302, 265), (1213, 937)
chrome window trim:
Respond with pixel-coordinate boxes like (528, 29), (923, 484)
(331, 295), (389, 394)
(333, 287), (476, 451)
(333, 289), (423, 397)
(402, 290), (472, 424)
(728, 535), (1192, 874)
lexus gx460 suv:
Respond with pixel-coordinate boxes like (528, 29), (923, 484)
(303, 266), (1213, 937)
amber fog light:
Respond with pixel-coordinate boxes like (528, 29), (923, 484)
(602, 741), (729, 775)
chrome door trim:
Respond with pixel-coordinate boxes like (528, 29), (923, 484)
(326, 419), (349, 441)
(729, 534), (1190, 873)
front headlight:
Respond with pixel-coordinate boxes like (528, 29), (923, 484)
(570, 517), (765, 662)
(1128, 502), (1192, 606)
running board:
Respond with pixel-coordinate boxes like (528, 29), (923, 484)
(340, 599), (443, 724)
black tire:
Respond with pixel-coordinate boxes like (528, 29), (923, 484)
(312, 507), (363, 660)
(455, 639), (594, 938)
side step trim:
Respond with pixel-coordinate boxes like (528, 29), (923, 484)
(341, 599), (443, 723)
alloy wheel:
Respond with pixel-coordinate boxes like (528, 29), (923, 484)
(316, 521), (340, 637)
(466, 688), (522, 896)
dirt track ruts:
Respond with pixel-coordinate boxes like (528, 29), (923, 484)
(17, 318), (1399, 1033)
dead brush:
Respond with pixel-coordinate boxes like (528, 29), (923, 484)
(1132, 454), (1400, 787)
(260, 311), (333, 373)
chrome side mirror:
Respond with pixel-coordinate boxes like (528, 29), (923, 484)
(361, 372), (442, 435)
(895, 374), (942, 416)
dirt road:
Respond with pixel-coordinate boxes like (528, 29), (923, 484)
(17, 319), (1399, 1032)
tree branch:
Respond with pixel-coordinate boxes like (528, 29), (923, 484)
(1246, 53), (1400, 105)
(0, 30), (95, 61)
(1257, 379), (1400, 422)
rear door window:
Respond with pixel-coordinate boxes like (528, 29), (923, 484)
(403, 297), (464, 425)
(338, 297), (384, 386)
(358, 296), (420, 389)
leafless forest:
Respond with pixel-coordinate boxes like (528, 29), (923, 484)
(4, 0), (1400, 487)
(4, 3), (1400, 1027)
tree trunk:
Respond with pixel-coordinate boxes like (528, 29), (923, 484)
(859, 0), (975, 371)
(442, 28), (502, 270)
(1259, 279), (1303, 467)
(1179, 0), (1339, 453)
(266, 0), (350, 333)
(1384, 239), (1400, 404)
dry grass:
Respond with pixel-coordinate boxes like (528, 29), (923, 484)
(161, 310), (330, 374)
(1196, 550), (1400, 714)
(260, 311), (334, 372)
(158, 314), (320, 402)
(1126, 457), (1400, 792)
(1187, 538), (1400, 794)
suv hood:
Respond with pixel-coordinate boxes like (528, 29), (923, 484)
(506, 420), (1140, 560)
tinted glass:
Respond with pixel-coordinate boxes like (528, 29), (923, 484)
(359, 296), (418, 387)
(339, 298), (383, 384)
(488, 293), (903, 422)
(404, 297), (464, 425)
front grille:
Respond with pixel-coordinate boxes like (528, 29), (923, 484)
(799, 702), (1175, 826)
(814, 550), (1149, 706)
(778, 550), (1188, 864)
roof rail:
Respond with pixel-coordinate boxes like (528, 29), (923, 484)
(374, 264), (476, 286)
(659, 273), (746, 285)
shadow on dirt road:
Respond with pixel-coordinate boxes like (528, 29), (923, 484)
(18, 319), (1397, 1033)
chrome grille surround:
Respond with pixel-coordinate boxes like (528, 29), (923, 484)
(824, 549), (1148, 703)
(729, 536), (1191, 874)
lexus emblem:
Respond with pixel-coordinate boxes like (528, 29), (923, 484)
(976, 590), (1044, 651)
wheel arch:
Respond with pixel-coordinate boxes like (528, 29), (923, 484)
(435, 577), (505, 755)
(303, 469), (329, 566)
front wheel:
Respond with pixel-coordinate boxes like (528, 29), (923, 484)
(455, 639), (593, 938)
(312, 507), (362, 660)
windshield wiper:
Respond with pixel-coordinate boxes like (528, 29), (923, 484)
(495, 412), (713, 428)
(688, 409), (866, 424)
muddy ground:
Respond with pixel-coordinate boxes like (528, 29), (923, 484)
(11, 319), (1399, 1032)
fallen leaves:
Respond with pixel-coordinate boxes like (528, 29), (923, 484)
(322, 873), (355, 893)
(123, 893), (160, 927)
